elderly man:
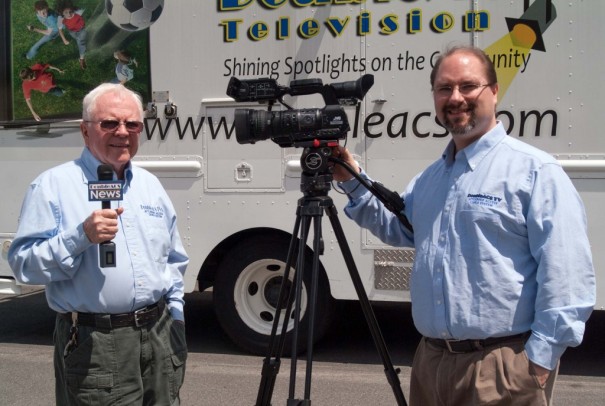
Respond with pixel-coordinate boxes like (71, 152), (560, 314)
(9, 83), (189, 405)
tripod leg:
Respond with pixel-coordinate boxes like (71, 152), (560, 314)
(256, 213), (304, 406)
(256, 206), (319, 406)
(288, 215), (312, 399)
(302, 214), (322, 400)
(289, 203), (324, 404)
(325, 204), (408, 406)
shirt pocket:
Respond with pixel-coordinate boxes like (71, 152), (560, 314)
(145, 218), (171, 265)
(459, 210), (501, 262)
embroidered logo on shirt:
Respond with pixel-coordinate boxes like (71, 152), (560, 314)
(141, 204), (164, 218)
(467, 193), (502, 208)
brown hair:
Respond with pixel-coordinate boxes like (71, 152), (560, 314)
(19, 68), (35, 80)
(430, 45), (498, 89)
(34, 1), (49, 11)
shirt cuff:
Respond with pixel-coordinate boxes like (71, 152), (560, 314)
(168, 302), (185, 322)
(525, 333), (566, 370)
(64, 223), (95, 256)
(338, 169), (371, 200)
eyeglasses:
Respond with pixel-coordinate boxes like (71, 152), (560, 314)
(433, 83), (493, 98)
(85, 120), (144, 133)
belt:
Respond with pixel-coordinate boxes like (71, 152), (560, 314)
(425, 332), (530, 354)
(60, 300), (164, 329)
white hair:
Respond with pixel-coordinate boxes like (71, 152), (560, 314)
(82, 83), (143, 121)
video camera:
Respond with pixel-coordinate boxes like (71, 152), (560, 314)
(226, 74), (374, 148)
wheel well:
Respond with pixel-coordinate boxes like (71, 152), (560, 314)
(197, 227), (296, 291)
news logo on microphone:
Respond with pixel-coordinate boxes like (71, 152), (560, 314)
(88, 180), (124, 203)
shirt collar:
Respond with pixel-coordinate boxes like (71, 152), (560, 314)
(441, 122), (507, 170)
(79, 147), (133, 185)
(80, 147), (105, 183)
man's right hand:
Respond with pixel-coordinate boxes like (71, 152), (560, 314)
(331, 146), (360, 182)
(83, 207), (125, 243)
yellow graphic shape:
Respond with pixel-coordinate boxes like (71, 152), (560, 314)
(485, 25), (536, 102)
(510, 23), (538, 49)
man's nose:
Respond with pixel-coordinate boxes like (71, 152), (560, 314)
(114, 123), (130, 135)
(448, 86), (466, 101)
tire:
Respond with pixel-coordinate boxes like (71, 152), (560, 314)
(213, 234), (335, 356)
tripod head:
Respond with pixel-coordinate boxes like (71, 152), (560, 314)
(294, 142), (413, 232)
(299, 142), (339, 197)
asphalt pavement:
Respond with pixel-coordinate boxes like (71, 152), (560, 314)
(1, 287), (603, 405)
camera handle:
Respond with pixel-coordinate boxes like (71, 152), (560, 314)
(255, 162), (408, 406)
(329, 156), (414, 233)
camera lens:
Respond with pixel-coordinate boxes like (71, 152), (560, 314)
(234, 109), (272, 144)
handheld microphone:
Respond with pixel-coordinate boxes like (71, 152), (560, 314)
(88, 164), (123, 268)
(98, 164), (113, 209)
(97, 164), (116, 267)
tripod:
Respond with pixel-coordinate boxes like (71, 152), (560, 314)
(255, 145), (408, 406)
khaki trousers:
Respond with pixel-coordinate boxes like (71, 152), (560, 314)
(410, 336), (558, 406)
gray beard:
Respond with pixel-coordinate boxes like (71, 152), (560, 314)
(443, 106), (476, 136)
(446, 120), (475, 136)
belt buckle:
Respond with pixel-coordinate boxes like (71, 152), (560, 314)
(134, 307), (147, 328)
(445, 339), (466, 354)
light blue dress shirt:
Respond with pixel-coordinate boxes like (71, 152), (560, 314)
(9, 148), (189, 321)
(339, 122), (595, 370)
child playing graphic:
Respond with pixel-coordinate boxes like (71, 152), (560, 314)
(25, 1), (60, 60)
(20, 63), (66, 121)
(57, 1), (88, 69)
(111, 50), (138, 84)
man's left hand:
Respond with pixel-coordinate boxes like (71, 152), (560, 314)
(530, 362), (551, 386)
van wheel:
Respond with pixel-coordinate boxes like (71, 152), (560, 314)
(213, 236), (335, 356)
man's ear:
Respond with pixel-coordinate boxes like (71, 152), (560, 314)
(80, 121), (89, 146)
(492, 82), (499, 96)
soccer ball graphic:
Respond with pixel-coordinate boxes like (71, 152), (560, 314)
(105, 0), (164, 31)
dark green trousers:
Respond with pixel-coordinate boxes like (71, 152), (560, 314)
(53, 306), (187, 406)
